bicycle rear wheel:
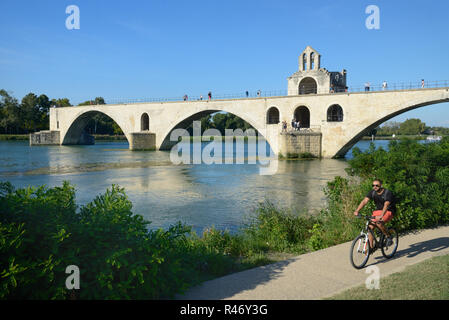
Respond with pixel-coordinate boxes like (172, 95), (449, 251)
(350, 234), (370, 269)
(381, 228), (399, 259)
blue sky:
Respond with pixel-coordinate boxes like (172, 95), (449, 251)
(1, 0), (448, 126)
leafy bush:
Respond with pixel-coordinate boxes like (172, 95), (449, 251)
(0, 182), (207, 299)
(242, 201), (318, 253)
(346, 137), (449, 231)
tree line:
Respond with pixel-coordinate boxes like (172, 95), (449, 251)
(0, 90), (55, 134)
(0, 90), (253, 135)
(0, 90), (122, 135)
(187, 112), (253, 136)
(374, 118), (449, 136)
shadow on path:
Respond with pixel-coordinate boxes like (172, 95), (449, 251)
(176, 258), (296, 300)
(372, 237), (449, 266)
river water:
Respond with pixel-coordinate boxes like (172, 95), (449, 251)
(0, 139), (391, 233)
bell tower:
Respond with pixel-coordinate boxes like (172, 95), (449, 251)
(288, 46), (347, 95)
(299, 46), (321, 71)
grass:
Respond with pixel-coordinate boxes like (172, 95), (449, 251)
(328, 253), (449, 300)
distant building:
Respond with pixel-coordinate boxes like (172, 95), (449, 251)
(287, 46), (347, 95)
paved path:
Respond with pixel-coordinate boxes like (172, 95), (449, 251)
(178, 225), (449, 300)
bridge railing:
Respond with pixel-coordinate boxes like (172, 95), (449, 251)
(281, 124), (321, 133)
(67, 79), (449, 106)
(345, 79), (449, 93)
(103, 89), (289, 105)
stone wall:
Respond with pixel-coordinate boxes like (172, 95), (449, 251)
(30, 130), (60, 146)
(279, 132), (322, 158)
(129, 132), (156, 150)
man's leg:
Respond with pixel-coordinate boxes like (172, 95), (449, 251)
(375, 220), (390, 238)
(368, 224), (375, 249)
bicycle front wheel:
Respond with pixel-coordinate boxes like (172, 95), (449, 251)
(350, 234), (370, 269)
(381, 228), (399, 259)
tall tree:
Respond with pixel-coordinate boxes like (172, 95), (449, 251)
(399, 118), (426, 135)
(20, 93), (40, 133)
(0, 90), (20, 134)
(51, 98), (71, 108)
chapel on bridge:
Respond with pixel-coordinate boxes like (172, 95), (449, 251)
(287, 46), (347, 95)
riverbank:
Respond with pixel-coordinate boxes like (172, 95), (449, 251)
(361, 134), (448, 140)
(0, 134), (28, 140)
(0, 134), (128, 141)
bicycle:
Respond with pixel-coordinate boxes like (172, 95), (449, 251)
(349, 214), (399, 269)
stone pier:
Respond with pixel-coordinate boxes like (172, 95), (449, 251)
(129, 132), (156, 150)
(279, 131), (322, 158)
(30, 130), (60, 146)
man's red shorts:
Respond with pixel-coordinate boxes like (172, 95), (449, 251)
(372, 210), (393, 223)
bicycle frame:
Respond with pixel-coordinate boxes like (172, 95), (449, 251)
(351, 214), (399, 269)
(358, 217), (382, 253)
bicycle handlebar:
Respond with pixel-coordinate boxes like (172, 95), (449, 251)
(355, 214), (376, 221)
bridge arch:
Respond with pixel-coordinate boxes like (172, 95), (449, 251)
(334, 96), (449, 158)
(158, 106), (273, 151)
(61, 109), (129, 145)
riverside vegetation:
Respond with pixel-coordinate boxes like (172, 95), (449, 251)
(1, 138), (449, 299)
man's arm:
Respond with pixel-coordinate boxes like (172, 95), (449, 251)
(379, 201), (391, 221)
(354, 197), (370, 215)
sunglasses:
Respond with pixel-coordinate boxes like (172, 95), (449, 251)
(372, 184), (381, 187)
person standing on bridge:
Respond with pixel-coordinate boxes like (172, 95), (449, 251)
(282, 120), (287, 133)
(365, 82), (370, 92)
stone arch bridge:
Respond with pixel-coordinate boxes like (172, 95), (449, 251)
(31, 87), (449, 158)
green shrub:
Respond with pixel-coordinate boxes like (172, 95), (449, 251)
(346, 137), (449, 232)
(242, 201), (318, 253)
(0, 182), (204, 299)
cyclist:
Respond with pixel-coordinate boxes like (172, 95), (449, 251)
(353, 179), (396, 251)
